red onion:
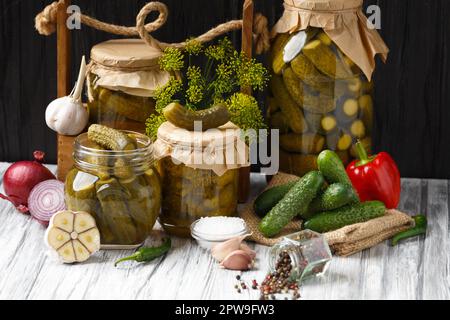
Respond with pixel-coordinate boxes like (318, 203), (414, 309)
(0, 151), (56, 213)
(28, 180), (66, 225)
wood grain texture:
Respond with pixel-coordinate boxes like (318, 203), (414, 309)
(1, 0), (450, 179)
(0, 165), (448, 300)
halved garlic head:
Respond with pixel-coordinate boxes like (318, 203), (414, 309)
(45, 210), (100, 263)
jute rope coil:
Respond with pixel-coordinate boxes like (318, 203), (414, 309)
(35, 1), (270, 54)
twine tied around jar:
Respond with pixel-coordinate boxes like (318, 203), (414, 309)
(35, 1), (271, 54)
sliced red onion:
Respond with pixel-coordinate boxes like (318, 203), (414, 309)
(28, 180), (66, 224)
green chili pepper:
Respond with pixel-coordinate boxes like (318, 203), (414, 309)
(114, 238), (172, 266)
(391, 215), (427, 246)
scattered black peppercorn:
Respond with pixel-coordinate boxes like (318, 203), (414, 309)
(259, 250), (300, 300)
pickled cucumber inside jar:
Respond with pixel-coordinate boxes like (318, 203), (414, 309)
(267, 28), (373, 167)
(68, 128), (160, 247)
(86, 39), (168, 131)
(159, 159), (239, 237)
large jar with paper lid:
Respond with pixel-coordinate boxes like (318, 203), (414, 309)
(87, 39), (171, 132)
(267, 0), (389, 176)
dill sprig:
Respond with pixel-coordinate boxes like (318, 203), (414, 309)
(146, 37), (270, 140)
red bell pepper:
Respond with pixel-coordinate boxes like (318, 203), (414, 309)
(346, 142), (401, 209)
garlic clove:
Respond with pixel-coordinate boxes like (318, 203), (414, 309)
(73, 211), (97, 234)
(211, 234), (250, 262)
(51, 210), (74, 233)
(77, 228), (101, 253)
(72, 240), (91, 262)
(239, 242), (256, 260)
(57, 242), (76, 264)
(47, 228), (71, 248)
(220, 250), (253, 271)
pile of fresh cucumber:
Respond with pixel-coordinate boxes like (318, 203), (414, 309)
(257, 150), (386, 237)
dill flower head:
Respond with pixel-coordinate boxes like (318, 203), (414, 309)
(145, 113), (166, 141)
(154, 77), (183, 111)
(186, 66), (206, 105)
(205, 37), (234, 61)
(185, 38), (203, 56)
(233, 52), (269, 91)
(159, 47), (184, 72)
(211, 63), (234, 98)
(226, 93), (267, 132)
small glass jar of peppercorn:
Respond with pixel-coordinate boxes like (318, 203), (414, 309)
(268, 230), (332, 284)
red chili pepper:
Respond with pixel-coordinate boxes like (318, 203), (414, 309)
(346, 141), (401, 209)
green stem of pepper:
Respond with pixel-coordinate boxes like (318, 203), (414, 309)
(114, 238), (172, 267)
(390, 215), (427, 246)
(355, 140), (375, 167)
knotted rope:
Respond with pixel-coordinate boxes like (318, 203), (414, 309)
(35, 1), (270, 54)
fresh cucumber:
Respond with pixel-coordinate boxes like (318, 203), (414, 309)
(317, 150), (359, 202)
(304, 201), (386, 233)
(259, 171), (324, 238)
(302, 183), (356, 220)
(253, 181), (298, 218)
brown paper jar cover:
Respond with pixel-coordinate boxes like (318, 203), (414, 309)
(88, 39), (171, 97)
(271, 0), (389, 80)
(153, 121), (250, 176)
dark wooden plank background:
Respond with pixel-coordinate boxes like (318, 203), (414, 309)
(0, 0), (449, 179)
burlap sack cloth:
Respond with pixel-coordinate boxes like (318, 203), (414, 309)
(272, 0), (389, 80)
(153, 121), (250, 176)
(240, 173), (415, 257)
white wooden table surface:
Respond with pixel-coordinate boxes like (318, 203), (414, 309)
(0, 162), (448, 300)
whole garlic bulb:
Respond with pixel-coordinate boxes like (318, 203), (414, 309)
(45, 96), (88, 135)
(45, 56), (89, 136)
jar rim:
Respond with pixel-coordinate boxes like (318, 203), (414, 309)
(73, 130), (154, 172)
(74, 130), (152, 155)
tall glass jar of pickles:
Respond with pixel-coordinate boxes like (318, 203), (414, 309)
(86, 39), (171, 132)
(267, 0), (389, 176)
(153, 121), (249, 237)
(65, 130), (161, 248)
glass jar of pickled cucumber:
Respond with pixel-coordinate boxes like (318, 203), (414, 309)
(268, 0), (389, 177)
(154, 122), (249, 237)
(65, 131), (161, 248)
(87, 39), (171, 132)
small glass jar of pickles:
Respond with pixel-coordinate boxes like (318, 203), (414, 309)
(154, 122), (249, 237)
(66, 128), (161, 248)
(86, 39), (171, 132)
(268, 0), (389, 176)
